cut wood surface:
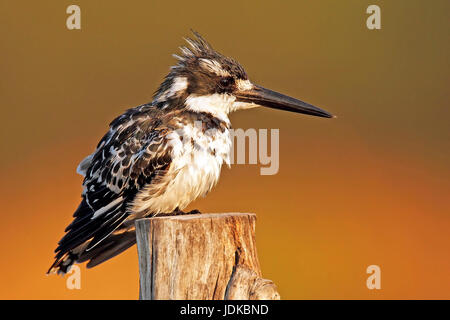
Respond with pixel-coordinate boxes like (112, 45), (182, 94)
(135, 212), (280, 300)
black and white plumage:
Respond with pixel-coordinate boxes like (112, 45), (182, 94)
(48, 32), (332, 274)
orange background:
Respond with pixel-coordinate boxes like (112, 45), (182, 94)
(0, 1), (449, 299)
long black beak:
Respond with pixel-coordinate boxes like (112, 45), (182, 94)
(235, 84), (333, 118)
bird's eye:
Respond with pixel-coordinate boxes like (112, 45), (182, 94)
(220, 77), (234, 88)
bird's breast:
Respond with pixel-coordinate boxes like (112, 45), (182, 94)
(132, 121), (232, 215)
(166, 123), (232, 209)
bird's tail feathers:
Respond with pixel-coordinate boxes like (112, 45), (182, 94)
(80, 227), (136, 268)
(47, 226), (137, 275)
(47, 252), (77, 275)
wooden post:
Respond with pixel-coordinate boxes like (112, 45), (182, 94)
(135, 212), (280, 300)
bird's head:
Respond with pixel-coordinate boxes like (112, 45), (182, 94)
(153, 31), (333, 119)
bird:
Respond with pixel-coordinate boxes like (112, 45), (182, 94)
(48, 31), (333, 275)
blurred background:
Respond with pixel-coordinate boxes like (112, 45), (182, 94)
(0, 0), (448, 299)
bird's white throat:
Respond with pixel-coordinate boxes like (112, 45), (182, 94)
(185, 92), (258, 123)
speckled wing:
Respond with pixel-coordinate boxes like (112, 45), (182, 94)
(54, 105), (173, 260)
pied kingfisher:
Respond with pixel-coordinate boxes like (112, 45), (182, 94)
(48, 31), (333, 274)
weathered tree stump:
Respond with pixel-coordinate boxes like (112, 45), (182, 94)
(135, 212), (280, 300)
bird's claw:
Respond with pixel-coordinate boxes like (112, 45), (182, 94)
(173, 208), (201, 216)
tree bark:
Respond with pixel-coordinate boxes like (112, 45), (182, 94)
(135, 212), (280, 300)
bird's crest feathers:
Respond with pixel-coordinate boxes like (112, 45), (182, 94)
(171, 31), (247, 78)
(173, 30), (215, 62)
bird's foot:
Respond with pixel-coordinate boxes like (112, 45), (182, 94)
(172, 208), (201, 216)
(186, 209), (201, 215)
